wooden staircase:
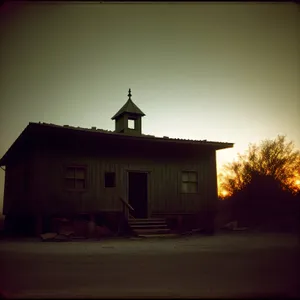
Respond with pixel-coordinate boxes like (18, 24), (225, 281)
(128, 218), (173, 238)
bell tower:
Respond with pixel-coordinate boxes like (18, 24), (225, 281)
(111, 89), (145, 135)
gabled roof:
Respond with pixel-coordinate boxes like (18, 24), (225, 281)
(111, 89), (145, 120)
(0, 122), (234, 166)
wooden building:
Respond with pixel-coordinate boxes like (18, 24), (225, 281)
(0, 89), (233, 236)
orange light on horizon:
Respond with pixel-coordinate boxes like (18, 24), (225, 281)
(221, 190), (228, 197)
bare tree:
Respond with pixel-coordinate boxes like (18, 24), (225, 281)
(219, 135), (300, 197)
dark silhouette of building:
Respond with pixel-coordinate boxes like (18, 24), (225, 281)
(0, 89), (233, 236)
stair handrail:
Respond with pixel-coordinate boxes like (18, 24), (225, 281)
(119, 196), (135, 220)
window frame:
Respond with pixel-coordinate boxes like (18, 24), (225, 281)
(128, 118), (136, 129)
(180, 170), (199, 194)
(64, 165), (87, 191)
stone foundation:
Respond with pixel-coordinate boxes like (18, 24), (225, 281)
(3, 211), (125, 238)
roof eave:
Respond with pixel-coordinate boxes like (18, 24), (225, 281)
(0, 123), (33, 167)
(111, 111), (146, 120)
(111, 99), (146, 120)
(212, 143), (234, 150)
(0, 158), (5, 167)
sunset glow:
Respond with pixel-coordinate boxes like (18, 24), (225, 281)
(218, 169), (300, 198)
(0, 2), (299, 212)
(220, 190), (229, 198)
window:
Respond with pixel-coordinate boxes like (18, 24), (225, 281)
(181, 171), (198, 193)
(64, 166), (86, 190)
(128, 119), (135, 129)
(105, 172), (116, 188)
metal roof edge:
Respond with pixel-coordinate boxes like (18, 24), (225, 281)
(0, 122), (234, 166)
(32, 122), (234, 148)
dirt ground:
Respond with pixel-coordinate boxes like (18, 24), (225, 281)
(0, 232), (299, 299)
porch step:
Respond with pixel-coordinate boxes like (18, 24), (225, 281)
(128, 218), (171, 237)
(129, 218), (165, 223)
(132, 228), (171, 234)
(138, 233), (178, 238)
(130, 223), (168, 229)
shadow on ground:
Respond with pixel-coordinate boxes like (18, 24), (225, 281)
(0, 232), (299, 299)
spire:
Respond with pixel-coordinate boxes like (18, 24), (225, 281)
(111, 89), (146, 135)
(111, 89), (145, 120)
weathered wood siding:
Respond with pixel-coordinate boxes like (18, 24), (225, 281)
(32, 147), (218, 215)
(3, 163), (23, 215)
(3, 154), (34, 215)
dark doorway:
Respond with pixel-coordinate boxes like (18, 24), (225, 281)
(128, 172), (148, 218)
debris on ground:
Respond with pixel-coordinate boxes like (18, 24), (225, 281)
(54, 234), (70, 242)
(58, 230), (74, 238)
(181, 228), (204, 236)
(56, 230), (74, 241)
(40, 232), (58, 241)
(40, 231), (74, 242)
(222, 221), (248, 231)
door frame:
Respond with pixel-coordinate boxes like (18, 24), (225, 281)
(126, 170), (151, 218)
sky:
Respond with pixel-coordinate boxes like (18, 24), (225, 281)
(0, 1), (299, 213)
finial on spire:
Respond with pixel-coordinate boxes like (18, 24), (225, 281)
(128, 88), (132, 100)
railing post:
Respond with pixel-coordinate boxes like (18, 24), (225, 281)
(119, 196), (134, 221)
